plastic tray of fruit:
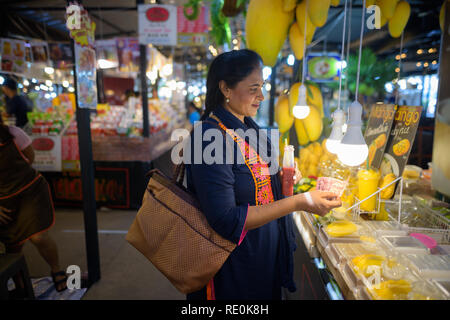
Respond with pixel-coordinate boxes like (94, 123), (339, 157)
(361, 275), (448, 300)
(326, 240), (387, 270)
(317, 219), (370, 249)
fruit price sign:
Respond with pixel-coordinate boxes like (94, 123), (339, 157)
(364, 104), (396, 169)
(138, 4), (177, 46)
(382, 106), (422, 177)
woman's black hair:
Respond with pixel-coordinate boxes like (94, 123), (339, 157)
(0, 113), (13, 143)
(201, 49), (263, 120)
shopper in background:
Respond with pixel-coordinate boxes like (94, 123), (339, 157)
(188, 101), (201, 124)
(185, 49), (341, 300)
(1, 77), (31, 128)
(0, 113), (67, 292)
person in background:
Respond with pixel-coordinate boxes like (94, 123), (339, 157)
(0, 113), (67, 293)
(188, 101), (201, 124)
(1, 78), (30, 128)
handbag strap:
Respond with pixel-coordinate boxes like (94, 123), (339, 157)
(171, 114), (226, 185)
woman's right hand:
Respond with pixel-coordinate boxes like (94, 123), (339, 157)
(296, 190), (342, 216)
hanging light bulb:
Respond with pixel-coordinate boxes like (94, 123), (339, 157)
(293, 84), (310, 119)
(293, 0), (310, 120)
(326, 109), (346, 154)
(337, 101), (368, 166)
(326, 0), (348, 154)
(337, 0), (368, 167)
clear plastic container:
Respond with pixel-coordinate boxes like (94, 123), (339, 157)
(431, 279), (450, 299)
(380, 235), (430, 254)
(360, 220), (408, 237)
(404, 253), (450, 280)
(318, 223), (363, 249)
(361, 270), (447, 300)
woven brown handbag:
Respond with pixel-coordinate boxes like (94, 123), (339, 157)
(126, 164), (237, 294)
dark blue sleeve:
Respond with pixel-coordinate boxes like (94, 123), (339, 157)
(187, 124), (248, 244)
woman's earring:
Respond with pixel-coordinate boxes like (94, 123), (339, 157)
(226, 98), (230, 104)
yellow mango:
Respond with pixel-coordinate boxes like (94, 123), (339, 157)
(306, 83), (324, 117)
(275, 95), (294, 133)
(308, 0), (331, 27)
(302, 106), (323, 142)
(377, 0), (399, 20)
(372, 280), (412, 300)
(325, 220), (357, 237)
(312, 141), (323, 157)
(307, 164), (318, 178)
(331, 0), (340, 7)
(246, 0), (295, 67)
(296, 0), (316, 38)
(440, 1), (447, 31)
(289, 22), (306, 61)
(295, 118), (310, 146)
(283, 0), (297, 12)
(379, 173), (396, 199)
(352, 254), (385, 277)
(388, 1), (410, 38)
(366, 0), (376, 7)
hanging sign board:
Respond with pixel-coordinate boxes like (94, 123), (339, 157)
(0, 38), (27, 74)
(176, 6), (209, 46)
(306, 53), (341, 82)
(66, 2), (98, 109)
(364, 103), (396, 169)
(138, 4), (177, 46)
(381, 106), (423, 177)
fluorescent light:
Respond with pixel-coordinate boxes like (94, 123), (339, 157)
(62, 80), (70, 88)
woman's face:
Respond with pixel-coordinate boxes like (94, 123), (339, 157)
(220, 66), (265, 121)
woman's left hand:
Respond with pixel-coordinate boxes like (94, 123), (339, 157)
(279, 162), (302, 185)
(293, 161), (302, 185)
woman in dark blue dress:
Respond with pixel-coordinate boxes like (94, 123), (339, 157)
(185, 49), (341, 300)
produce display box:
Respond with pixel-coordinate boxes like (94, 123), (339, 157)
(379, 235), (430, 255)
(317, 219), (369, 249)
(294, 212), (320, 258)
(403, 253), (450, 280)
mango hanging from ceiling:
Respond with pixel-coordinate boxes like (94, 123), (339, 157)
(245, 0), (294, 67)
(331, 0), (340, 7)
(377, 0), (399, 20)
(274, 95), (294, 133)
(366, 0), (376, 7)
(283, 0), (297, 12)
(308, 0), (331, 27)
(295, 118), (310, 146)
(296, 0), (316, 38)
(440, 0), (447, 31)
(289, 22), (306, 61)
(388, 0), (410, 38)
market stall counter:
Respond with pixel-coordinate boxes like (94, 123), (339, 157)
(293, 195), (450, 300)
